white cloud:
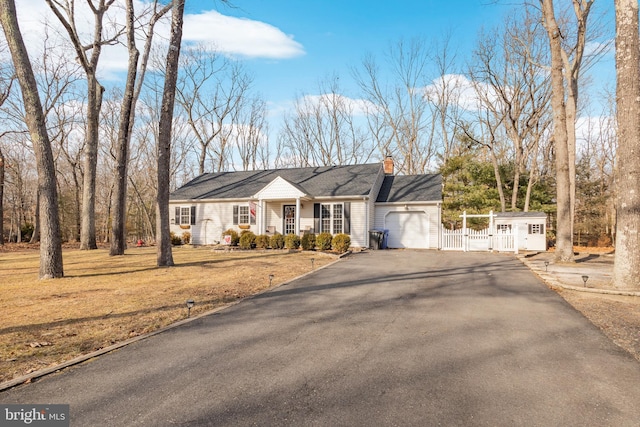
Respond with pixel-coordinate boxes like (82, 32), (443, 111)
(423, 74), (505, 112)
(12, 0), (304, 81)
(182, 10), (304, 59)
(300, 93), (376, 117)
(585, 39), (614, 58)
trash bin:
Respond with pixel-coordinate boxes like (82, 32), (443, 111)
(369, 230), (383, 250)
(381, 229), (389, 249)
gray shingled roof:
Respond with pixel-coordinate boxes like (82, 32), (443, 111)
(170, 163), (383, 200)
(376, 174), (442, 203)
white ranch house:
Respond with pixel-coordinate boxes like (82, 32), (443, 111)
(169, 158), (547, 252)
(169, 158), (442, 249)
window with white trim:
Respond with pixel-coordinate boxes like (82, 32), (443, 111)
(180, 207), (190, 225)
(320, 203), (343, 234)
(174, 206), (195, 225)
(233, 203), (256, 225)
(528, 223), (544, 235)
(497, 224), (511, 232)
(238, 206), (250, 224)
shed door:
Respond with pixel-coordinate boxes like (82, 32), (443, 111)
(386, 211), (429, 249)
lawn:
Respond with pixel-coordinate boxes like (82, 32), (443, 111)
(0, 245), (335, 385)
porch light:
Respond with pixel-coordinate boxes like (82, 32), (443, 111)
(581, 275), (589, 287)
(544, 261), (549, 272)
(186, 299), (195, 317)
(269, 274), (274, 286)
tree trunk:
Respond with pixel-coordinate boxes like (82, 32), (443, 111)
(613, 0), (640, 289)
(110, 0), (139, 256)
(80, 74), (103, 250)
(156, 0), (185, 267)
(0, 147), (4, 245)
(0, 0), (63, 278)
(540, 0), (574, 263)
(29, 189), (40, 243)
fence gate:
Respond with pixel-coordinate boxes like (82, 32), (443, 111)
(441, 211), (517, 253)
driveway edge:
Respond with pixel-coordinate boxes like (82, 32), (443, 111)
(517, 255), (640, 297)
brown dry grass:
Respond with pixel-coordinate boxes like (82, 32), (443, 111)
(0, 245), (336, 384)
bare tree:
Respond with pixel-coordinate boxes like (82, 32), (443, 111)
(235, 96), (269, 171)
(278, 75), (372, 167)
(0, 45), (14, 245)
(538, 0), (603, 261)
(0, 0), (63, 278)
(176, 45), (252, 174)
(354, 38), (436, 174)
(110, 0), (171, 256)
(469, 10), (551, 211)
(0, 146), (4, 244)
(426, 32), (465, 165)
(613, 0), (640, 290)
(45, 0), (121, 250)
(157, 0), (185, 267)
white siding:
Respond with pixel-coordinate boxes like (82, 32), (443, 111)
(256, 177), (306, 199)
(170, 201), (260, 245)
(170, 199), (370, 247)
(495, 216), (547, 251)
(374, 204), (440, 249)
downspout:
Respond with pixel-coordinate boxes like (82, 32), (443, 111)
(364, 196), (369, 248)
(259, 198), (264, 234)
(438, 201), (442, 249)
(295, 197), (301, 235)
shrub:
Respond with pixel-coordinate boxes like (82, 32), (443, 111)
(284, 233), (300, 249)
(181, 231), (191, 245)
(332, 233), (351, 253)
(316, 232), (333, 251)
(222, 229), (239, 246)
(270, 233), (285, 249)
(255, 234), (270, 249)
(239, 231), (256, 249)
(21, 223), (34, 241)
(170, 231), (182, 246)
(301, 232), (316, 250)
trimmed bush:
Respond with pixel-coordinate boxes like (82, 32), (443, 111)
(316, 232), (333, 251)
(170, 231), (182, 246)
(284, 233), (301, 249)
(332, 233), (351, 253)
(301, 232), (316, 250)
(255, 234), (270, 249)
(270, 233), (285, 249)
(239, 231), (256, 249)
(181, 231), (191, 245)
(222, 229), (239, 246)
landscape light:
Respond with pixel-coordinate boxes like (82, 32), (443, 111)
(269, 274), (274, 286)
(581, 275), (589, 287)
(186, 299), (195, 317)
(311, 258), (315, 269)
(544, 261), (549, 272)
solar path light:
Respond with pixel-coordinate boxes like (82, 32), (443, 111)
(186, 299), (195, 317)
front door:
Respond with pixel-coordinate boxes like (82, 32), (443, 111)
(283, 205), (296, 235)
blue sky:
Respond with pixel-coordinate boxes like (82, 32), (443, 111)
(204, 0), (516, 103)
(15, 0), (616, 141)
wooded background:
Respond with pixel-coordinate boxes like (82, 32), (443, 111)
(0, 1), (619, 252)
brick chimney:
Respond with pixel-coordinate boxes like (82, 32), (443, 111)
(383, 155), (394, 175)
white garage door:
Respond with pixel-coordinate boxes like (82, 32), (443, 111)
(386, 211), (429, 249)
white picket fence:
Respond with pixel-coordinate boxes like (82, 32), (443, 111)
(441, 228), (517, 253)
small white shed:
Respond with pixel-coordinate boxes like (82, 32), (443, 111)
(494, 212), (547, 251)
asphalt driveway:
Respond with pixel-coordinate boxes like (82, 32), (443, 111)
(3, 250), (640, 426)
